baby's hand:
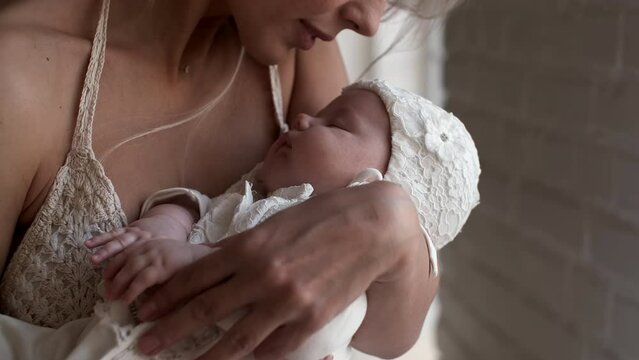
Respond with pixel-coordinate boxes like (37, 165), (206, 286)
(85, 225), (154, 265)
(86, 204), (195, 264)
(103, 239), (214, 303)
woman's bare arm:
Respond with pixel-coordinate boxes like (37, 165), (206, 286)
(350, 193), (439, 358)
(0, 130), (26, 275)
(0, 84), (40, 275)
(0, 26), (71, 274)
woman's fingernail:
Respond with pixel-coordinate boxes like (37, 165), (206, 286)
(138, 336), (160, 354)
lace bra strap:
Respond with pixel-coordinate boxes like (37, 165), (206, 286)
(269, 65), (288, 133)
(70, 0), (111, 152)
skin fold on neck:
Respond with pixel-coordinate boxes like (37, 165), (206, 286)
(105, 0), (233, 77)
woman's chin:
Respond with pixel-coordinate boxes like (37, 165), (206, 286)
(242, 37), (293, 65)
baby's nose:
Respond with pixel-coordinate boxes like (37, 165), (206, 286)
(292, 113), (313, 131)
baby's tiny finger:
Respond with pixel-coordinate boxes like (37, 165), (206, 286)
(90, 249), (110, 265)
(121, 267), (161, 304)
(109, 256), (151, 300)
(85, 229), (122, 248)
(103, 251), (130, 281)
(92, 232), (139, 263)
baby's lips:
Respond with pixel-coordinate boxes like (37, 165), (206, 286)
(277, 132), (293, 149)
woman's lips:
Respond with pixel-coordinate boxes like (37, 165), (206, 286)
(297, 20), (333, 50)
(297, 26), (315, 50)
(301, 20), (333, 41)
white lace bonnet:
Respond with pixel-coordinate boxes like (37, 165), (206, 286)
(346, 79), (481, 253)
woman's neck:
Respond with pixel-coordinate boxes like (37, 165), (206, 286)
(106, 0), (232, 74)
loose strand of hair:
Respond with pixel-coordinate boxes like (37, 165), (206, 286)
(99, 47), (245, 163)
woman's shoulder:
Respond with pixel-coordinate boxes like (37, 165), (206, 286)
(0, 3), (97, 131)
(0, 2), (94, 90)
(0, 27), (54, 148)
(0, 16), (92, 124)
(0, 15), (92, 93)
(0, 19), (92, 224)
(0, 26), (80, 162)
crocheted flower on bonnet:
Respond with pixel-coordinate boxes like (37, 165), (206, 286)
(346, 79), (481, 250)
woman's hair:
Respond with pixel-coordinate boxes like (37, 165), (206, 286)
(387, 0), (464, 20)
(357, 0), (465, 80)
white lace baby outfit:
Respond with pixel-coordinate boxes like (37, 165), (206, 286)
(94, 168), (381, 360)
(347, 80), (481, 272)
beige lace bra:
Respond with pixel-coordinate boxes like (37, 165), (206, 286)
(0, 0), (286, 328)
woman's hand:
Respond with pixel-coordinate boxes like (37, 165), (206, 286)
(135, 182), (433, 360)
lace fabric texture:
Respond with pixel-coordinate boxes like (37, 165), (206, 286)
(190, 181), (315, 244)
(0, 0), (128, 328)
(96, 301), (225, 360)
(0, 152), (127, 328)
(348, 80), (481, 251)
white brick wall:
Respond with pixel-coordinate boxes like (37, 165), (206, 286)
(439, 1), (639, 359)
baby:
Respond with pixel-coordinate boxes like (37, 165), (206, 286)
(85, 79), (481, 360)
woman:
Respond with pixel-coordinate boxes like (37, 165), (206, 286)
(0, 0), (451, 358)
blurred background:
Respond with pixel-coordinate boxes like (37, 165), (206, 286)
(338, 1), (639, 359)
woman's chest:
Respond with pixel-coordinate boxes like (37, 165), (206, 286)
(93, 64), (282, 220)
(20, 34), (294, 226)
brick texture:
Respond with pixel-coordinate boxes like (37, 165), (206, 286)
(439, 0), (639, 359)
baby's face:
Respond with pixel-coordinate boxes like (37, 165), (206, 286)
(261, 89), (391, 194)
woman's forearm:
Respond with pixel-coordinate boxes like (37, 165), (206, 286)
(351, 233), (438, 359)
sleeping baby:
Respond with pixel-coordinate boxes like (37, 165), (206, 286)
(85, 79), (481, 360)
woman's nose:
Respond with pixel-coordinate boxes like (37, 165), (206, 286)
(340, 0), (385, 37)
